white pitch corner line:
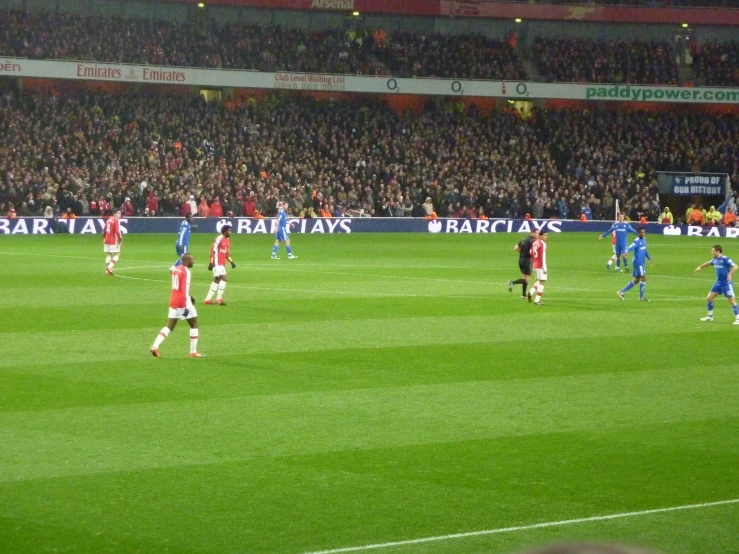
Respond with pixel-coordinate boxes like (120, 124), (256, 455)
(303, 498), (739, 554)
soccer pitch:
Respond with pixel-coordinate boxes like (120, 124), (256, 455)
(0, 232), (737, 554)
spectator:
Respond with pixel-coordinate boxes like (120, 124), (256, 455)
(688, 206), (705, 225)
(198, 197), (210, 217)
(146, 192), (158, 216)
(210, 196), (224, 218)
(121, 197), (134, 217)
(724, 207), (737, 227)
(706, 205), (721, 225)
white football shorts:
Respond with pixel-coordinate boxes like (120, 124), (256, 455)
(535, 268), (548, 281)
(213, 265), (227, 278)
(168, 299), (197, 320)
(104, 244), (121, 253)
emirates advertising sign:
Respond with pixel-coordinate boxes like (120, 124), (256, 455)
(2, 59), (738, 104)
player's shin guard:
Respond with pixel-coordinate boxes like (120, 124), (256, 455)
(272, 244), (279, 256)
(286, 245), (293, 255)
(107, 255), (119, 271)
(205, 282), (218, 301)
(616, 257), (621, 269)
(639, 282), (646, 299)
(707, 301), (714, 317)
(105, 255), (112, 265)
(623, 258), (629, 269)
(216, 281), (226, 300)
(621, 281), (635, 294)
(152, 327), (170, 349)
(733, 304), (739, 318)
(189, 329), (199, 354)
(534, 285), (544, 303)
(608, 255), (616, 266)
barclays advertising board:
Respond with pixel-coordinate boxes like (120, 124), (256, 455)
(2, 217), (739, 238)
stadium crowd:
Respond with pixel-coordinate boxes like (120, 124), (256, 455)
(532, 38), (678, 85)
(1, 90), (737, 222)
(692, 41), (739, 87)
(5, 9), (739, 86)
(0, 10), (524, 80)
(544, 0), (734, 5)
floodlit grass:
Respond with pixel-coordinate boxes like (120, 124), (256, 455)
(0, 232), (737, 554)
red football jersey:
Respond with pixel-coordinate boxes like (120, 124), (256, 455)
(170, 266), (190, 309)
(531, 238), (547, 270)
(103, 216), (121, 245)
(611, 231), (617, 245)
(211, 235), (230, 266)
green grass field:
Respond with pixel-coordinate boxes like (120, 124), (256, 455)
(0, 232), (737, 554)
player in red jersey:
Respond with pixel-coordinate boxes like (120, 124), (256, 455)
(103, 208), (123, 275)
(150, 253), (203, 357)
(204, 225), (236, 305)
(528, 230), (548, 305)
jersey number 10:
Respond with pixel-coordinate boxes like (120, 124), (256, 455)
(172, 274), (180, 290)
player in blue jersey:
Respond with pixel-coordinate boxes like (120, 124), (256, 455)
(618, 228), (653, 301)
(271, 202), (297, 260)
(172, 213), (193, 270)
(599, 213), (637, 272)
(695, 244), (739, 324)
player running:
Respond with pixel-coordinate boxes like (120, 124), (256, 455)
(528, 230), (548, 305)
(103, 208), (123, 276)
(695, 244), (739, 324)
(205, 225), (235, 305)
(599, 214), (637, 272)
(618, 228), (653, 301)
(509, 228), (539, 299)
(172, 213), (193, 270)
(271, 202), (298, 259)
(150, 253), (203, 358)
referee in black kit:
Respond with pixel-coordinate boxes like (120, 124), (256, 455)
(509, 228), (539, 299)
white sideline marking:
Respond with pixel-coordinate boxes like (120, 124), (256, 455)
(0, 249), (704, 300)
(114, 273), (701, 301)
(115, 265), (172, 271)
(111, 274), (500, 300)
(304, 498), (739, 554)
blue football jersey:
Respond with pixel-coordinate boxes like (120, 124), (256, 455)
(711, 255), (736, 284)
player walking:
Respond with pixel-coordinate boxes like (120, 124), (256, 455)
(205, 225), (235, 305)
(172, 213), (193, 270)
(528, 230), (548, 305)
(271, 202), (298, 259)
(599, 214), (637, 272)
(509, 228), (539, 299)
(695, 244), (739, 324)
(606, 232), (617, 270)
(103, 208), (123, 276)
(618, 228), (653, 301)
(151, 253), (203, 357)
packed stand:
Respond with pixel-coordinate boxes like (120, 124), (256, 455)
(380, 32), (526, 80)
(532, 37), (679, 85)
(0, 10), (525, 80)
(537, 0), (735, 5)
(2, 90), (738, 222)
(691, 42), (739, 87)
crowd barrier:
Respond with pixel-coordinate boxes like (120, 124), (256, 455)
(1, 217), (738, 238)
